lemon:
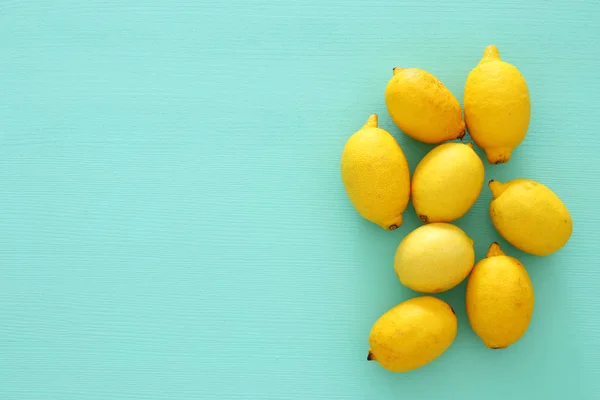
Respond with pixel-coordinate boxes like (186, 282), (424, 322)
(466, 242), (534, 349)
(385, 68), (465, 144)
(489, 179), (572, 256)
(464, 45), (530, 164)
(341, 114), (411, 230)
(368, 296), (457, 372)
(411, 142), (484, 223)
(394, 223), (475, 293)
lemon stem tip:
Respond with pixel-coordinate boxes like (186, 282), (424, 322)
(363, 114), (378, 129)
(487, 242), (505, 257)
(482, 45), (500, 62)
(367, 350), (376, 361)
(488, 179), (506, 198)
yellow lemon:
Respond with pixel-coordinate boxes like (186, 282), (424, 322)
(464, 45), (530, 164)
(489, 179), (572, 256)
(368, 296), (457, 372)
(411, 142), (484, 223)
(394, 223), (475, 293)
(341, 114), (411, 230)
(466, 242), (534, 349)
(385, 68), (465, 144)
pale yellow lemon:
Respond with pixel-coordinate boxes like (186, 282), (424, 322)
(489, 179), (572, 256)
(464, 45), (530, 164)
(341, 114), (411, 230)
(466, 242), (534, 349)
(412, 142), (484, 223)
(368, 296), (457, 372)
(394, 223), (475, 293)
(385, 68), (465, 144)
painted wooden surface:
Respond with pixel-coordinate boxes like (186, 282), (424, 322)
(1, 0), (599, 398)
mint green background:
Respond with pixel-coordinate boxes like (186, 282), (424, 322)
(1, 1), (598, 398)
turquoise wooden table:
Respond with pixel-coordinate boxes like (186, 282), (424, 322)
(1, 0), (599, 398)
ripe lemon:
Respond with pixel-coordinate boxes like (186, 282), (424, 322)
(489, 179), (572, 256)
(341, 114), (410, 230)
(385, 68), (465, 144)
(464, 45), (530, 164)
(394, 223), (475, 293)
(411, 142), (484, 223)
(466, 242), (534, 349)
(368, 296), (457, 372)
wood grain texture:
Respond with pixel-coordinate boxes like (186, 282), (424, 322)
(0, 0), (599, 398)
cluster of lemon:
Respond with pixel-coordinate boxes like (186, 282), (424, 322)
(340, 45), (572, 373)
